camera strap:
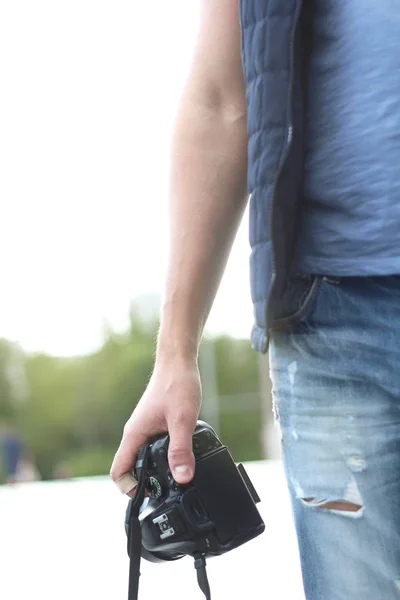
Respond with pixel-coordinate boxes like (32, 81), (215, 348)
(127, 444), (212, 600)
(127, 446), (150, 600)
(127, 510), (143, 600)
(194, 554), (212, 600)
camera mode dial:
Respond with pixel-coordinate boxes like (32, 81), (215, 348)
(147, 476), (163, 499)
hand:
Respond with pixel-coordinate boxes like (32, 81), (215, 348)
(110, 357), (202, 496)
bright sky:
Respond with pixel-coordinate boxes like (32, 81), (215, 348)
(0, 1), (253, 357)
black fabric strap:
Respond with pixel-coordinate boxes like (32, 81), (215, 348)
(128, 516), (144, 600)
(127, 446), (150, 600)
(194, 555), (212, 600)
(127, 444), (213, 600)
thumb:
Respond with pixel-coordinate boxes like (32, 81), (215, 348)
(168, 417), (196, 484)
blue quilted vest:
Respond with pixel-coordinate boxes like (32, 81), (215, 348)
(239, 0), (312, 352)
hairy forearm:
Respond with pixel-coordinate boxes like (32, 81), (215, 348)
(157, 99), (248, 362)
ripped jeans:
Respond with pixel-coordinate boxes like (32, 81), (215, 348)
(269, 275), (400, 600)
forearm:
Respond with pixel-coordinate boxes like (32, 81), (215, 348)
(157, 100), (248, 362)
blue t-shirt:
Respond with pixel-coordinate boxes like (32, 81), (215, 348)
(296, 0), (400, 276)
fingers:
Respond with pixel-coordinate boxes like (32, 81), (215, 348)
(110, 420), (148, 495)
(110, 396), (199, 496)
(167, 415), (196, 484)
(113, 472), (138, 496)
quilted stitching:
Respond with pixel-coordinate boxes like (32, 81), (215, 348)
(239, 0), (302, 348)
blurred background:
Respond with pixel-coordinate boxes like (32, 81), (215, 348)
(0, 4), (303, 599)
(0, 0), (279, 486)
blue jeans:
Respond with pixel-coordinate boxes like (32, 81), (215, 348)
(269, 275), (400, 600)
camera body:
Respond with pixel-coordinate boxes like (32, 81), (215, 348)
(126, 421), (265, 563)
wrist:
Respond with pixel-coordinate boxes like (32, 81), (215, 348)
(157, 303), (202, 364)
(156, 335), (199, 365)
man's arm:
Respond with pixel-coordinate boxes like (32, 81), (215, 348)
(158, 0), (248, 359)
(111, 0), (248, 490)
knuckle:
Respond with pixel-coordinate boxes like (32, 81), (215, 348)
(123, 422), (131, 436)
(168, 446), (190, 461)
(169, 409), (192, 427)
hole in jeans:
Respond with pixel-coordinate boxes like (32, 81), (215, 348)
(302, 498), (362, 512)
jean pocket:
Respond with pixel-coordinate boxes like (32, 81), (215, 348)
(271, 275), (323, 331)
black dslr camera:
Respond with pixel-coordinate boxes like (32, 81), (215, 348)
(125, 421), (265, 600)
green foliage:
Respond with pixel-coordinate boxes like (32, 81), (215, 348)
(212, 335), (262, 461)
(66, 446), (116, 478)
(214, 335), (259, 396)
(0, 312), (264, 481)
(0, 339), (20, 419)
(220, 411), (261, 462)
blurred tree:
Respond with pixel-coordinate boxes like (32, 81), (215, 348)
(214, 335), (259, 396)
(0, 341), (13, 419)
(212, 335), (262, 461)
(18, 309), (157, 479)
(20, 353), (83, 478)
(2, 311), (264, 481)
(0, 338), (22, 419)
(72, 312), (155, 453)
